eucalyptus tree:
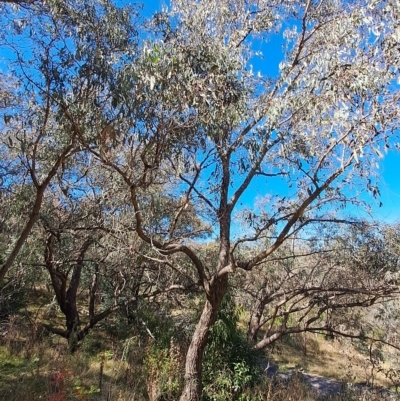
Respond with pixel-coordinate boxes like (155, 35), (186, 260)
(241, 221), (400, 349)
(0, 0), (138, 284)
(34, 158), (204, 348)
(100, 1), (399, 399)
(0, 0), (208, 349)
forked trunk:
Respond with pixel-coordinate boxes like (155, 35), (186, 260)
(179, 276), (228, 401)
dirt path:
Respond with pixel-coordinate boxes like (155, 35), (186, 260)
(294, 372), (343, 396)
(264, 361), (398, 399)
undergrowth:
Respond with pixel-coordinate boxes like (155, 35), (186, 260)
(1, 292), (400, 401)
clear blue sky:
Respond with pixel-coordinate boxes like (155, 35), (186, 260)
(370, 150), (400, 223)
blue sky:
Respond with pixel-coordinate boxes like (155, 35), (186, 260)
(370, 150), (400, 223)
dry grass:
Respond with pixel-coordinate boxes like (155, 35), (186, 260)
(0, 311), (148, 401)
(1, 315), (399, 401)
(268, 332), (393, 388)
(1, 288), (399, 400)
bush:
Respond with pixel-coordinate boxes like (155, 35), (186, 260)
(202, 293), (264, 401)
(144, 337), (183, 401)
(0, 282), (25, 321)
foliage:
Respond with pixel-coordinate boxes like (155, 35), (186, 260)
(144, 338), (183, 401)
(0, 280), (25, 320)
(202, 293), (264, 401)
(1, 306), (400, 400)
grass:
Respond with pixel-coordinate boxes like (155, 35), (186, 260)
(1, 315), (399, 400)
(267, 332), (393, 388)
(237, 308), (395, 388)
(1, 288), (399, 400)
(0, 285), (188, 400)
(0, 291), (149, 401)
(0, 324), (148, 401)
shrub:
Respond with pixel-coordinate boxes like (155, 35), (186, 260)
(202, 293), (264, 401)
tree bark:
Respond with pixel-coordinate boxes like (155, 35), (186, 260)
(179, 276), (228, 401)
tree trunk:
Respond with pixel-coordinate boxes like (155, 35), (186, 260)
(247, 290), (267, 343)
(0, 144), (75, 285)
(179, 276), (228, 401)
(0, 187), (45, 284)
(247, 298), (265, 343)
(65, 292), (80, 335)
(180, 150), (231, 400)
